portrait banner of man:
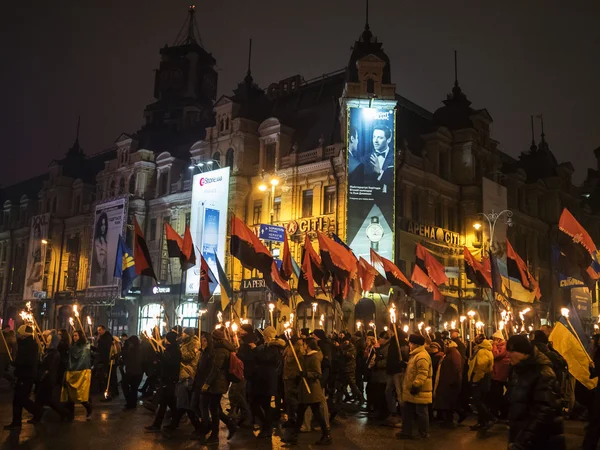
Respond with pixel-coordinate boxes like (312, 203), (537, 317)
(347, 107), (395, 261)
(23, 214), (50, 299)
(89, 198), (126, 288)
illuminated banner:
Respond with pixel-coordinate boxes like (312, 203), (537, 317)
(347, 106), (395, 261)
(187, 167), (230, 295)
(23, 214), (50, 299)
(89, 198), (126, 288)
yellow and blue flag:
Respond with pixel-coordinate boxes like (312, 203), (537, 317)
(215, 255), (233, 311)
(114, 235), (137, 296)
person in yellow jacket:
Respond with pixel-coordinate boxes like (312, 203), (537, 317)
(396, 334), (433, 441)
(468, 337), (495, 434)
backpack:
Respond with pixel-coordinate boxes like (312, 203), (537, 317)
(226, 351), (244, 383)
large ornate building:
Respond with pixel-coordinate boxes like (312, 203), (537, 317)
(2, 8), (598, 335)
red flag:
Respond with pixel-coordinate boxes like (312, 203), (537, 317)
(181, 225), (196, 269)
(265, 261), (291, 304)
(279, 229), (293, 281)
(358, 256), (390, 293)
(506, 239), (531, 290)
(415, 243), (448, 286)
(230, 215), (272, 274)
(411, 265), (447, 314)
(134, 217), (158, 281)
(165, 223), (183, 258)
(463, 247), (492, 288)
(198, 254), (216, 303)
(317, 231), (358, 278)
(304, 235), (329, 289)
(370, 249), (412, 292)
(298, 240), (317, 301)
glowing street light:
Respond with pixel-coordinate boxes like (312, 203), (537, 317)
(473, 222), (482, 231)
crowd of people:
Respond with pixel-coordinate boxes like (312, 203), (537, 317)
(2, 318), (600, 449)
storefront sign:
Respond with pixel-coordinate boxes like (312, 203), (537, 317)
(406, 221), (460, 246)
(142, 284), (180, 296)
(253, 215), (335, 237)
(242, 278), (266, 291)
(152, 286), (171, 295)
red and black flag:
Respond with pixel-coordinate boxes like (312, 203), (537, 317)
(198, 254), (217, 303)
(415, 243), (448, 286)
(317, 231), (358, 280)
(165, 223), (183, 258)
(230, 215), (272, 275)
(464, 246), (492, 288)
(358, 256), (390, 294)
(133, 217), (158, 281)
(265, 260), (291, 305)
(506, 239), (532, 290)
(181, 225), (196, 269)
(298, 240), (317, 303)
(279, 229), (293, 281)
(558, 208), (599, 282)
(370, 249), (412, 293)
(410, 265), (447, 314)
(304, 234), (329, 289)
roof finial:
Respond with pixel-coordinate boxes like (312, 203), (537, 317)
(174, 5), (203, 46)
(529, 115), (537, 152)
(454, 50), (458, 88)
(365, 0), (370, 30)
(75, 115), (81, 145)
(246, 38), (253, 81)
(186, 5), (196, 44)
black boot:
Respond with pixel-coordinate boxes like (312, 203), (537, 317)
(315, 430), (332, 445)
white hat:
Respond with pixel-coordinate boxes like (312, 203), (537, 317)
(492, 330), (505, 340)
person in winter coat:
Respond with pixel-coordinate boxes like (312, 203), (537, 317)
(468, 338), (495, 433)
(532, 330), (568, 390)
(490, 330), (511, 419)
(139, 333), (159, 398)
(61, 330), (92, 420)
(0, 326), (16, 385)
(582, 334), (600, 450)
(433, 340), (463, 427)
(450, 329), (467, 360)
(94, 325), (116, 399)
(229, 324), (254, 427)
(282, 335), (303, 427)
(4, 325), (42, 429)
(337, 334), (364, 404)
(385, 331), (407, 417)
(427, 342), (445, 387)
(282, 337), (332, 446)
(57, 329), (71, 385)
(121, 335), (143, 410)
(354, 331), (366, 395)
(33, 332), (69, 421)
(166, 328), (201, 431)
(200, 328), (237, 445)
(397, 334), (433, 440)
(145, 331), (181, 432)
(251, 326), (285, 439)
(368, 331), (391, 420)
(506, 335), (565, 450)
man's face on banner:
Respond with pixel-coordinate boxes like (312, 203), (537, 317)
(373, 129), (390, 153)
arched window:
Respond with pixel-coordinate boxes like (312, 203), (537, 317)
(138, 303), (164, 334)
(366, 78), (375, 94)
(119, 177), (125, 195)
(129, 174), (136, 194)
(159, 170), (169, 196)
(225, 148), (234, 168)
(176, 302), (199, 329)
(212, 152), (221, 165)
(109, 180), (116, 196)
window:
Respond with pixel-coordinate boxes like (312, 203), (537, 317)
(439, 151), (447, 179)
(253, 200), (262, 224)
(129, 175), (136, 194)
(273, 197), (281, 222)
(73, 195), (80, 214)
(149, 218), (157, 241)
(212, 152), (221, 165)
(176, 302), (199, 329)
(435, 201), (443, 227)
(159, 171), (169, 196)
(52, 197), (57, 213)
(324, 186), (336, 215)
(366, 78), (375, 94)
(264, 143), (276, 171)
(447, 206), (456, 231)
(138, 303), (163, 334)
(225, 148), (234, 168)
(411, 191), (420, 220)
(110, 180), (116, 195)
(119, 178), (125, 195)
(302, 190), (313, 218)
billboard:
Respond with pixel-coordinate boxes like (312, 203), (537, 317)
(89, 198), (126, 288)
(186, 167), (230, 295)
(347, 106), (395, 261)
(23, 214), (50, 300)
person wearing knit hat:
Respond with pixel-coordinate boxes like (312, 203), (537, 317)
(492, 330), (505, 341)
(467, 338), (495, 434)
(408, 334), (425, 346)
(505, 334), (564, 449)
(491, 330), (510, 421)
(240, 324), (254, 336)
(183, 327), (196, 338)
(212, 327), (226, 341)
(263, 325), (277, 342)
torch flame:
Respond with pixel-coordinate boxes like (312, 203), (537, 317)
(356, 321), (362, 330)
(231, 323), (238, 333)
(86, 316), (92, 325)
(268, 303), (275, 312)
(312, 302), (317, 312)
(460, 315), (466, 323)
(26, 301), (32, 311)
(73, 304), (79, 317)
(403, 325), (409, 333)
(217, 311), (223, 323)
(418, 322), (424, 330)
(69, 317), (75, 327)
(560, 308), (569, 318)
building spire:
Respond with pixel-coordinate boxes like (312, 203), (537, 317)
(174, 5), (203, 47)
(186, 5), (196, 44)
(529, 115), (537, 152)
(365, 0), (369, 30)
(451, 50), (464, 98)
(245, 38), (253, 83)
(75, 115), (81, 146)
(361, 0), (373, 42)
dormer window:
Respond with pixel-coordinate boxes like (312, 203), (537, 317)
(366, 78), (375, 95)
(159, 170), (169, 196)
(264, 143), (276, 171)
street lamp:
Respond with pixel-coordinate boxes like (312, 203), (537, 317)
(257, 174), (282, 225)
(477, 209), (514, 252)
(472, 222), (482, 231)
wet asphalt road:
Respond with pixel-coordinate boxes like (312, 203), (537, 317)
(0, 382), (586, 450)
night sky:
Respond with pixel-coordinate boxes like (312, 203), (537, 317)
(2, 0), (599, 186)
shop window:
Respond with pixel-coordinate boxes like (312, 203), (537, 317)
(176, 302), (199, 329)
(138, 303), (164, 334)
(247, 302), (266, 329)
(324, 186), (336, 215)
(253, 200), (262, 225)
(302, 190), (313, 218)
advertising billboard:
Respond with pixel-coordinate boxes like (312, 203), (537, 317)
(347, 106), (395, 261)
(23, 214), (50, 300)
(89, 198), (126, 288)
(186, 167), (230, 295)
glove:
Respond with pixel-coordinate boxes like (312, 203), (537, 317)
(201, 383), (209, 392)
(300, 370), (308, 379)
(410, 386), (420, 396)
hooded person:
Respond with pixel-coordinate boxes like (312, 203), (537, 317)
(282, 334), (303, 428)
(121, 335), (144, 410)
(61, 329), (92, 421)
(506, 335), (565, 450)
(490, 330), (511, 419)
(251, 325), (286, 439)
(230, 324), (255, 427)
(433, 340), (463, 427)
(33, 332), (69, 421)
(468, 338), (495, 434)
(337, 333), (364, 404)
(396, 334), (433, 441)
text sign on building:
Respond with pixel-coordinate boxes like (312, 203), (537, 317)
(405, 221), (461, 246)
(187, 167), (230, 295)
(259, 224), (285, 242)
(346, 106), (395, 261)
(242, 278), (267, 291)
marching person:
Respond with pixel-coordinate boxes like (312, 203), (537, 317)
(368, 331), (391, 421)
(0, 325), (16, 386)
(468, 335), (495, 434)
(4, 325), (42, 430)
(337, 333), (364, 405)
(490, 330), (510, 419)
(396, 334), (433, 441)
(61, 329), (92, 420)
(94, 325), (117, 399)
(506, 335), (565, 450)
(282, 334), (302, 428)
(228, 324), (254, 427)
(121, 335), (143, 410)
(33, 331), (69, 421)
(433, 340), (463, 428)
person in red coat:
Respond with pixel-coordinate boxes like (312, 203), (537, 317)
(490, 330), (510, 419)
(433, 340), (463, 428)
